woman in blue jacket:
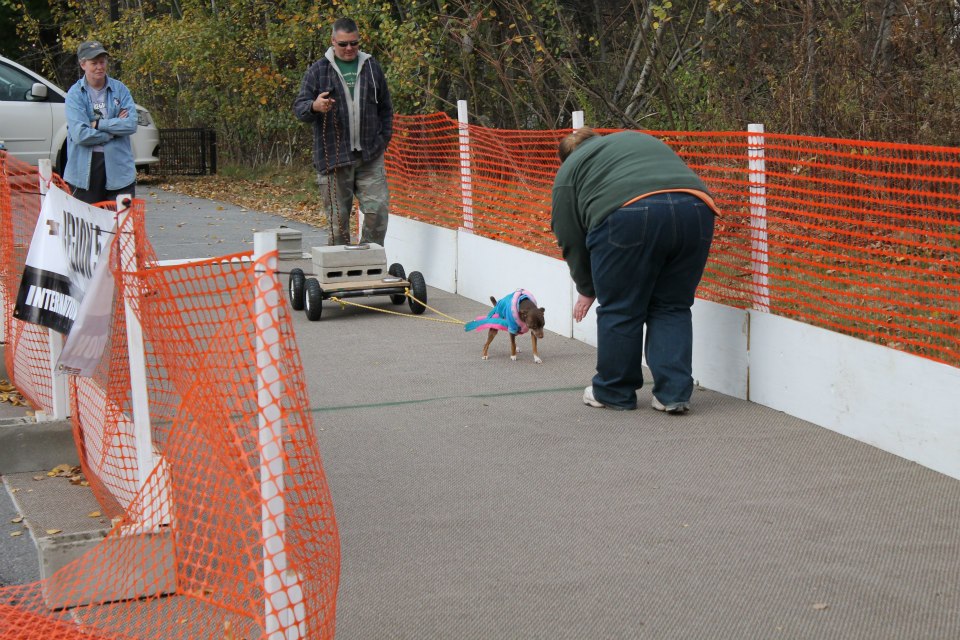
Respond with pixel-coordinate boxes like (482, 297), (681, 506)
(63, 41), (138, 204)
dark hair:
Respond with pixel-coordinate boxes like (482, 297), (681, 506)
(332, 17), (358, 36)
(558, 127), (599, 162)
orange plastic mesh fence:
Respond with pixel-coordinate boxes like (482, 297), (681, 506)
(388, 113), (566, 256)
(1, 152), (339, 638)
(385, 116), (960, 367)
(0, 154), (71, 414)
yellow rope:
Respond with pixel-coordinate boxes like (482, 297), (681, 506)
(328, 289), (466, 325)
(406, 291), (466, 324)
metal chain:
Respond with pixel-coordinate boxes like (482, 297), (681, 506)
(320, 84), (344, 244)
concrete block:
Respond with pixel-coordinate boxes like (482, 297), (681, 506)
(0, 419), (78, 473)
(39, 526), (177, 610)
(5, 468), (178, 610)
(312, 243), (389, 284)
(262, 227), (303, 260)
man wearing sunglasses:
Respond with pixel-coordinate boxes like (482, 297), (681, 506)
(294, 17), (393, 246)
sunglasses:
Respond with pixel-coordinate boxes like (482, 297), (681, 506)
(335, 40), (360, 48)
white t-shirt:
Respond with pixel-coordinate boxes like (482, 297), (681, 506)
(88, 84), (107, 152)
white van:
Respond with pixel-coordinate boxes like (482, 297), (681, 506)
(0, 54), (159, 173)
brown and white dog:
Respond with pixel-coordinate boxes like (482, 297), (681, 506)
(464, 289), (546, 363)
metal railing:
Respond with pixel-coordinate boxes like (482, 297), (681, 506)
(154, 127), (217, 175)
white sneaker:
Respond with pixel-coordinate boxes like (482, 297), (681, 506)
(651, 396), (689, 414)
(583, 386), (606, 408)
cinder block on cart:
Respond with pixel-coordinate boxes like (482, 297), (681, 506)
(312, 243), (389, 284)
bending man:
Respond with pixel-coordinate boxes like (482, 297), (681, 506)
(551, 127), (718, 413)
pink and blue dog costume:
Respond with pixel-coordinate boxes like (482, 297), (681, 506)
(464, 289), (538, 335)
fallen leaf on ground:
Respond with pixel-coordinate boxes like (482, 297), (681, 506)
(10, 516), (23, 524)
(0, 379), (28, 406)
(10, 531), (22, 537)
(88, 511), (101, 518)
(812, 602), (829, 610)
(49, 464), (78, 476)
(45, 529), (62, 535)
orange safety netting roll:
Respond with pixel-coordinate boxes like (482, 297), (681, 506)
(385, 116), (960, 367)
(0, 152), (339, 639)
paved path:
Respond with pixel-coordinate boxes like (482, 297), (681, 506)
(3, 186), (959, 638)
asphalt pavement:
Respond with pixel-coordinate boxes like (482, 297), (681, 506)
(2, 185), (959, 638)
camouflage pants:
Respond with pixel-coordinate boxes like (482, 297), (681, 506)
(316, 152), (390, 246)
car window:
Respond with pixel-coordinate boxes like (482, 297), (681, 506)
(0, 62), (39, 102)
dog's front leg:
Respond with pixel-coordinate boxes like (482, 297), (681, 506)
(531, 334), (542, 364)
(509, 333), (518, 361)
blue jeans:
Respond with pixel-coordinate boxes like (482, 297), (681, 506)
(585, 193), (714, 409)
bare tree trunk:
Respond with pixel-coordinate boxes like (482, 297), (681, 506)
(871, 0), (899, 74)
(613, 1), (652, 104)
(701, 1), (716, 63)
(624, 11), (665, 122)
(954, 0), (960, 44)
(804, 0), (821, 135)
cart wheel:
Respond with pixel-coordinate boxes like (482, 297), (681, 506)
(288, 268), (305, 310)
(408, 271), (427, 315)
(388, 263), (406, 305)
(304, 277), (323, 321)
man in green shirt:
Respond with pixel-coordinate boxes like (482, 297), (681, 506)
(294, 17), (393, 246)
(551, 128), (718, 413)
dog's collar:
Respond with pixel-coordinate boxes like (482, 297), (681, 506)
(511, 289), (537, 335)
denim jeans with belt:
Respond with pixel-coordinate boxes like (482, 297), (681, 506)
(585, 192), (715, 409)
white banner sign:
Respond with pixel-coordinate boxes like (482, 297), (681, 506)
(13, 185), (118, 376)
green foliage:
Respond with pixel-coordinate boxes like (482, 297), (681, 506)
(9, 0), (958, 165)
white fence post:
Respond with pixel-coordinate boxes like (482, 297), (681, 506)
(572, 111), (585, 130)
(118, 195), (170, 527)
(37, 159), (69, 421)
(457, 99), (474, 232)
(254, 232), (304, 639)
(748, 124), (770, 313)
